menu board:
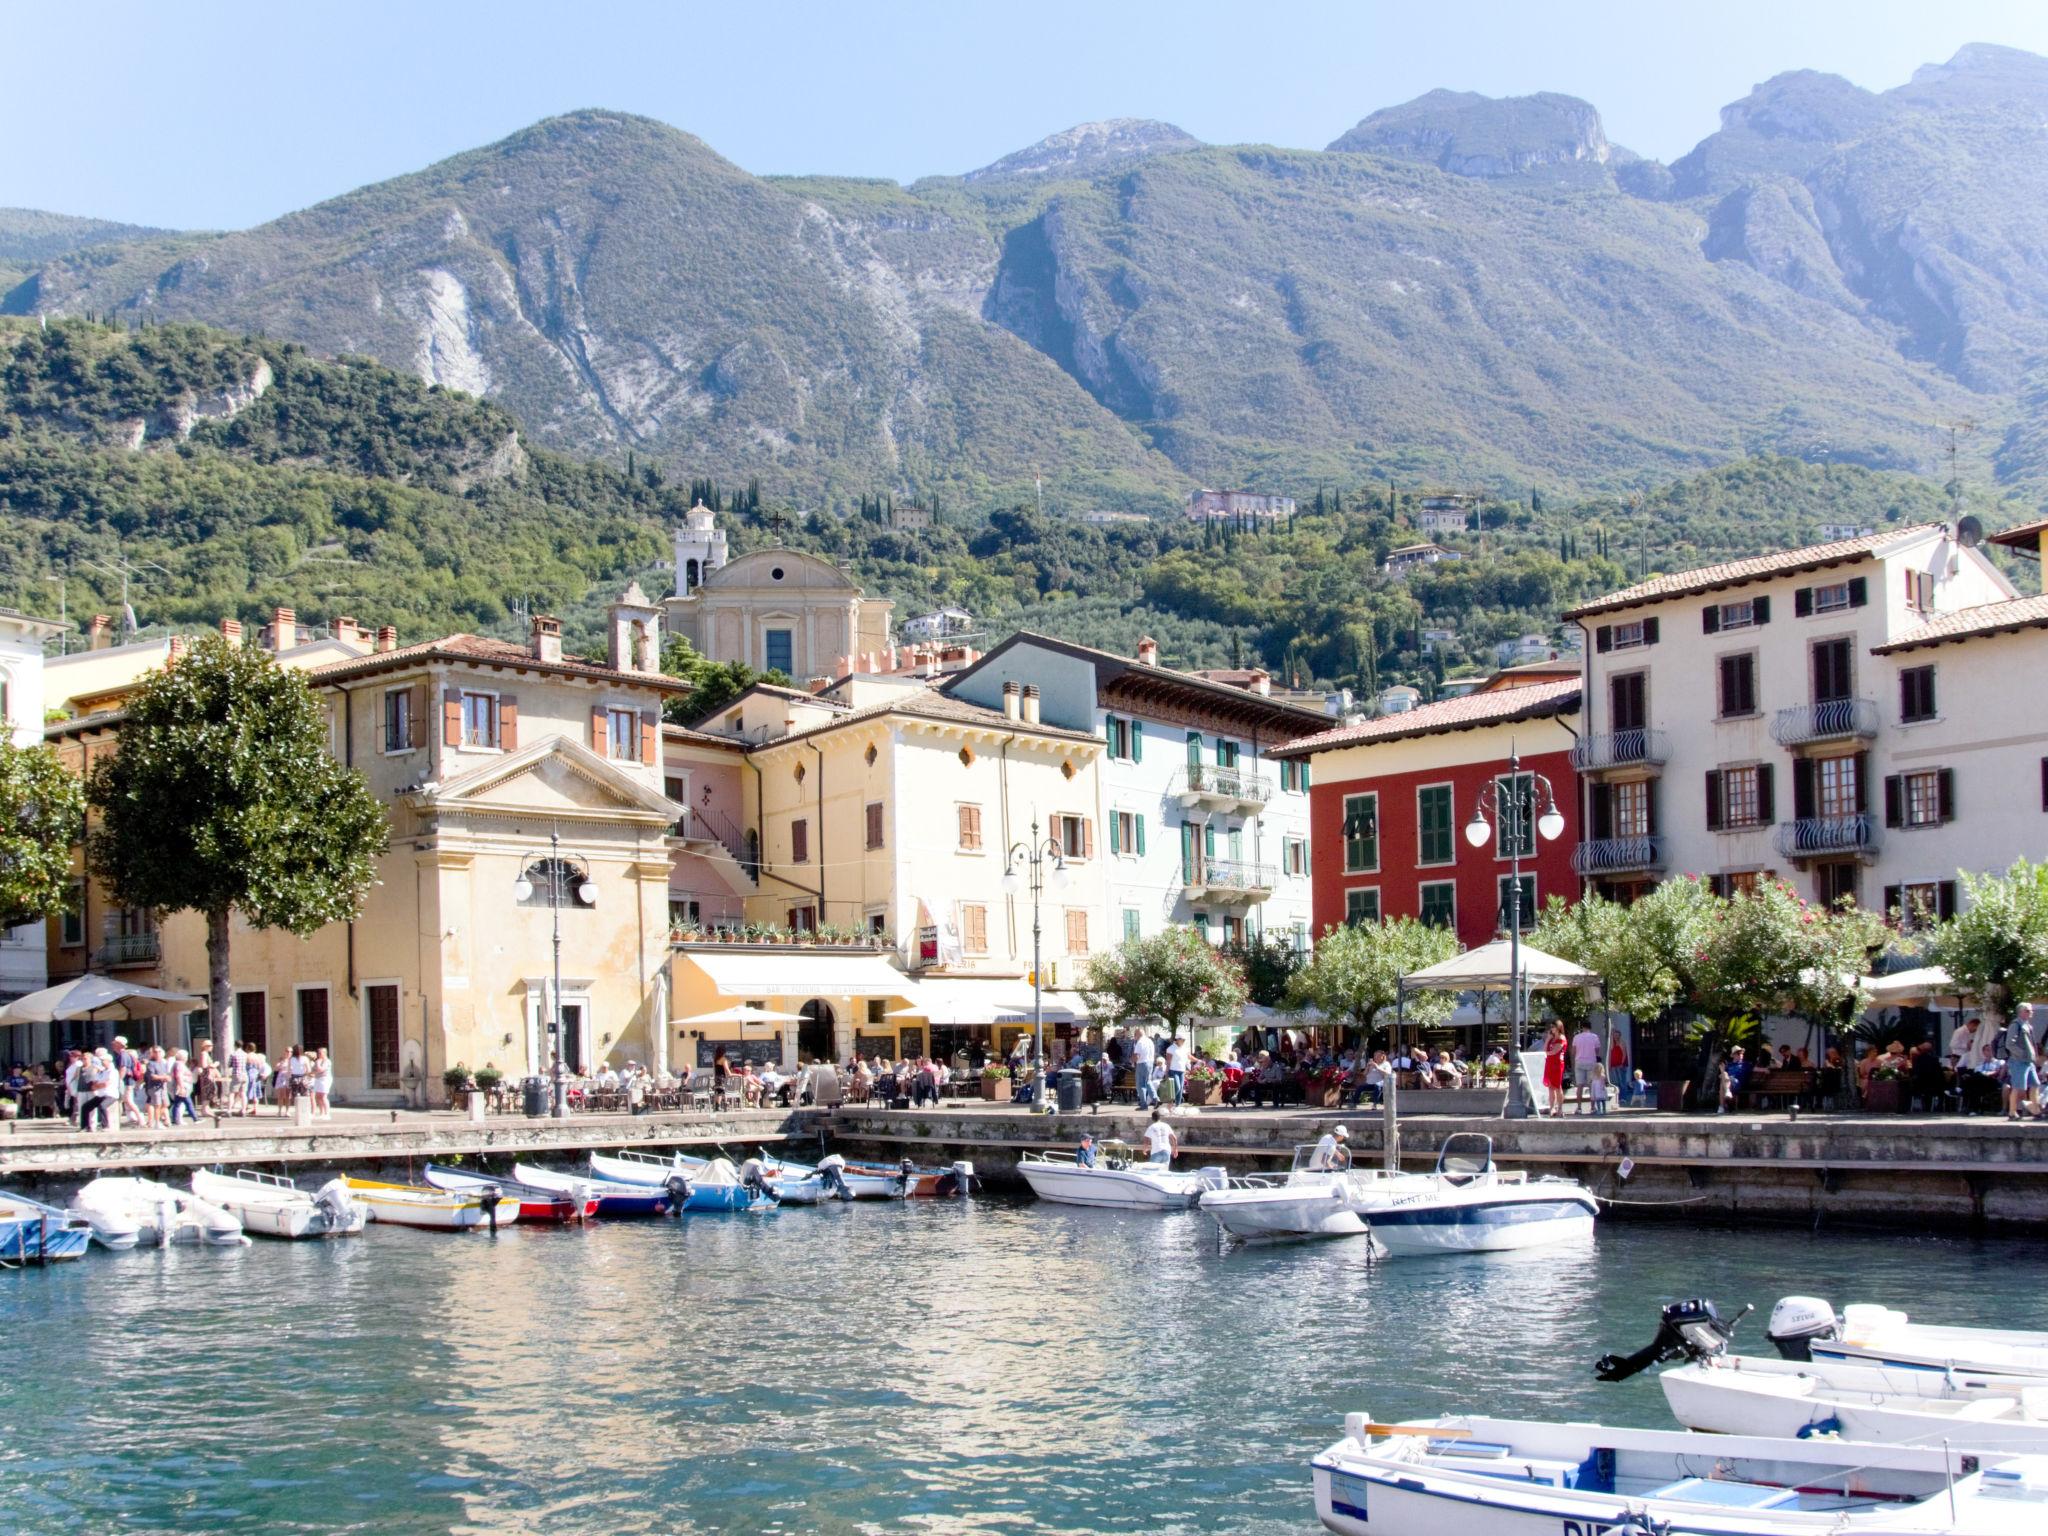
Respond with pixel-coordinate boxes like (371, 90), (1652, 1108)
(695, 1038), (783, 1069)
(853, 1034), (896, 1061)
(895, 1027), (926, 1060)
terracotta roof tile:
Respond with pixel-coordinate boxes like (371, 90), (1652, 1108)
(1562, 526), (1941, 621)
(1269, 679), (1581, 757)
(761, 687), (1101, 748)
(309, 634), (690, 692)
(1871, 593), (2048, 654)
(1989, 516), (2048, 550)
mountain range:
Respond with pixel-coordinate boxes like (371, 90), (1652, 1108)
(8, 43), (2048, 508)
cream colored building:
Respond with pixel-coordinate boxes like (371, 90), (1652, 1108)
(45, 598), (687, 1101)
(1, 606), (66, 1011)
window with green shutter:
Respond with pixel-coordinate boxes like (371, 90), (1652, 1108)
(1228, 827), (1243, 862)
(1180, 823), (1196, 883)
(1343, 793), (1378, 872)
(1419, 880), (1457, 929)
(1122, 909), (1142, 942)
(1131, 718), (1143, 761)
(1186, 731), (1203, 766)
(1417, 784), (1454, 864)
(1344, 887), (1381, 927)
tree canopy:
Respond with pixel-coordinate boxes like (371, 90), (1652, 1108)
(0, 736), (84, 931)
(1929, 860), (2048, 1023)
(1079, 926), (1248, 1032)
(1286, 917), (1461, 1036)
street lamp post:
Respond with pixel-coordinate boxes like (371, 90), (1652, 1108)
(1463, 744), (1566, 1118)
(1001, 816), (1067, 1113)
(514, 825), (597, 1120)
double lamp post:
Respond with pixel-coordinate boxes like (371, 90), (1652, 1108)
(1002, 816), (1067, 1113)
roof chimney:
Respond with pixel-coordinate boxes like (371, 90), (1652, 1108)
(333, 615), (362, 647)
(219, 617), (244, 648)
(1002, 680), (1022, 721)
(87, 614), (112, 651)
(272, 606), (296, 653)
(1248, 667), (1272, 697)
(531, 613), (563, 663)
(376, 625), (397, 653)
(1021, 683), (1041, 725)
(1136, 636), (1159, 666)
(166, 635), (187, 661)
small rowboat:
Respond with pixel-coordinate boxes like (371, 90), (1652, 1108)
(72, 1176), (249, 1246)
(587, 1149), (693, 1188)
(423, 1164), (596, 1223)
(511, 1162), (679, 1216)
(342, 1176), (520, 1231)
(191, 1169), (365, 1239)
(0, 1190), (94, 1262)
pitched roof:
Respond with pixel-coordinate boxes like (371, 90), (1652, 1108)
(308, 634), (691, 693)
(1268, 679), (1581, 757)
(1989, 516), (2048, 552)
(1562, 526), (1941, 621)
(756, 685), (1101, 750)
(1871, 593), (2048, 654)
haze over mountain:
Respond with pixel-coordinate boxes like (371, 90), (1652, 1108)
(8, 42), (2048, 507)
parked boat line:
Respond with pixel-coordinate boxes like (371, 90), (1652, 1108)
(0, 1191), (93, 1262)
(189, 1168), (364, 1239)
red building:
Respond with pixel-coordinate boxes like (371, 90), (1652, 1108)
(1270, 679), (1582, 949)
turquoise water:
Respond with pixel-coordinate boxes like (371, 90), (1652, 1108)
(2, 1197), (2045, 1534)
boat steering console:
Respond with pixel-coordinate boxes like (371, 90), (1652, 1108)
(1594, 1298), (1752, 1383)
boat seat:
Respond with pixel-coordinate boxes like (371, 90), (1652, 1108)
(1429, 1440), (1512, 1459)
(1648, 1478), (1797, 1509)
(1950, 1398), (2017, 1420)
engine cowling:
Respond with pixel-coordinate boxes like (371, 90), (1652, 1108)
(1767, 1296), (1839, 1361)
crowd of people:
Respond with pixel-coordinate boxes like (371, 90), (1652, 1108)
(0, 1038), (336, 1130)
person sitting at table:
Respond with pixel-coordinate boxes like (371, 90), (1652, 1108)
(1432, 1050), (1465, 1089)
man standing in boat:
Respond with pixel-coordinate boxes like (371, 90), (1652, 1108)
(1309, 1124), (1350, 1170)
(1141, 1109), (1178, 1165)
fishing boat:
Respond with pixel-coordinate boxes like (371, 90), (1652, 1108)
(72, 1176), (249, 1246)
(1600, 1298), (2048, 1453)
(0, 1191), (94, 1262)
(1311, 1410), (2048, 1535)
(586, 1150), (776, 1209)
(1203, 1145), (1429, 1240)
(1767, 1296), (2048, 1378)
(190, 1169), (365, 1239)
(773, 1154), (908, 1200)
(674, 1157), (778, 1213)
(510, 1162), (681, 1216)
(587, 1149), (696, 1189)
(422, 1164), (597, 1223)
(342, 1176), (520, 1231)
(1017, 1146), (1228, 1210)
(1359, 1134), (1598, 1257)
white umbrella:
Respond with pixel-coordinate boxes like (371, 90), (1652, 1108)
(668, 1004), (803, 1028)
(1862, 966), (1971, 1006)
(0, 974), (205, 1025)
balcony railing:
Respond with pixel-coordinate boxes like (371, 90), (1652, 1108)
(1771, 697), (1879, 747)
(96, 932), (161, 967)
(1182, 858), (1277, 902)
(1773, 814), (1879, 858)
(1570, 835), (1666, 876)
(1571, 729), (1669, 772)
(1174, 766), (1272, 810)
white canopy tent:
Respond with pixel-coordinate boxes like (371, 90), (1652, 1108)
(1397, 939), (1600, 994)
(1861, 965), (1971, 1006)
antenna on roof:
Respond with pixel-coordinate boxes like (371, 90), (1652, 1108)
(1938, 419), (1976, 513)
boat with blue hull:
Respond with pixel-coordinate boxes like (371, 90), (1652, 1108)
(1362, 1134), (1597, 1257)
(510, 1163), (680, 1216)
(587, 1153), (775, 1212)
(0, 1192), (94, 1263)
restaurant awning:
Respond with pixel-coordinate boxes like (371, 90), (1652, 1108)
(889, 976), (1091, 1025)
(1399, 939), (1600, 994)
(1862, 965), (1971, 1005)
(676, 949), (917, 999)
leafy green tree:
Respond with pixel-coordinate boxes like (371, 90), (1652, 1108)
(1222, 932), (1302, 1007)
(86, 636), (388, 1044)
(1930, 860), (2048, 1026)
(1686, 879), (1882, 1058)
(1532, 887), (1691, 1028)
(659, 634), (790, 725)
(1079, 926), (1248, 1034)
(0, 736), (84, 930)
(1286, 917), (1460, 1040)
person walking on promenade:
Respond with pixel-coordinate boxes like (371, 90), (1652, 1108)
(79, 1049), (116, 1132)
(310, 1048), (334, 1119)
(1569, 1022), (1601, 1114)
(1541, 1023), (1568, 1117)
(1131, 1029), (1158, 1109)
(1141, 1108), (1178, 1165)
(244, 1047), (267, 1116)
(1164, 1034), (1190, 1105)
(169, 1049), (198, 1125)
(112, 1036), (144, 1127)
(1999, 1003), (2042, 1122)
(142, 1046), (172, 1129)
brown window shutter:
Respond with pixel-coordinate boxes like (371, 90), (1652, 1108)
(641, 711), (656, 765)
(1852, 751), (1869, 814)
(1081, 818), (1094, 860)
(591, 704), (607, 756)
(1937, 767), (1955, 823)
(1937, 881), (1957, 921)
(443, 691), (462, 748)
(1756, 764), (1775, 824)
(500, 695), (519, 751)
(1883, 774), (1902, 829)
(1702, 772), (1721, 832)
(409, 682), (429, 748)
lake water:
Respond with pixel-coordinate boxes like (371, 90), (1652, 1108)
(3, 1195), (2044, 1534)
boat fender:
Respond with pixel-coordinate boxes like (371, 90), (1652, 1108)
(1794, 1415), (1842, 1439)
(1766, 1296), (1839, 1361)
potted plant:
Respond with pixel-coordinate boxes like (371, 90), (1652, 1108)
(1863, 1061), (1905, 1113)
(1183, 1062), (1221, 1106)
(980, 1062), (1012, 1102)
(442, 1063), (474, 1109)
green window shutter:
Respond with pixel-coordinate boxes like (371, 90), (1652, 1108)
(1135, 815), (1147, 855)
(1132, 719), (1143, 762)
(1204, 823), (1217, 858)
(1186, 732), (1203, 766)
(1108, 812), (1120, 854)
(1104, 714), (1117, 756)
(1302, 762), (1311, 790)
(1180, 824), (1195, 882)
(1228, 828), (1243, 861)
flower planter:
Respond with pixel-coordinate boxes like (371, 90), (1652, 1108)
(1314, 1081), (1345, 1108)
(1863, 1079), (1905, 1114)
(981, 1078), (1012, 1102)
(1183, 1079), (1217, 1106)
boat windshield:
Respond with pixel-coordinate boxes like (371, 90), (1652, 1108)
(1435, 1133), (1494, 1182)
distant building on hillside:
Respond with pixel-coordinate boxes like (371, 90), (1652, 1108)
(1376, 685), (1422, 715)
(1079, 508), (1152, 526)
(1383, 542), (1461, 576)
(1496, 633), (1560, 667)
(1818, 522), (1877, 542)
(1414, 493), (1477, 536)
(901, 607), (977, 643)
(889, 504), (934, 532)
(1185, 489), (1295, 523)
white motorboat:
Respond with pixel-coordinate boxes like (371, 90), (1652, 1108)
(1360, 1134), (1598, 1256)
(1312, 1410), (2048, 1535)
(1599, 1298), (2048, 1454)
(342, 1176), (520, 1231)
(71, 1176), (249, 1247)
(587, 1149), (695, 1189)
(1767, 1296), (2048, 1378)
(1203, 1145), (1429, 1239)
(190, 1169), (365, 1239)
(1017, 1148), (1227, 1210)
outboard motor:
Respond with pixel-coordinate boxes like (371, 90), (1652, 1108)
(817, 1153), (853, 1201)
(662, 1173), (691, 1215)
(898, 1157), (918, 1194)
(738, 1157), (771, 1199)
(934, 1159), (975, 1199)
(1595, 1299), (1750, 1382)
(313, 1179), (355, 1232)
(1766, 1296), (1840, 1362)
(478, 1188), (502, 1234)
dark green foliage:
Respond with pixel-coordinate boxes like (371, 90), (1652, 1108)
(0, 737), (84, 930)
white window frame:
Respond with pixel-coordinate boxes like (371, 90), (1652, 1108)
(1902, 769), (1943, 828)
(607, 706), (640, 763)
(1610, 619), (1648, 650)
(1415, 780), (1456, 867)
(381, 686), (415, 755)
(1715, 598), (1756, 631)
(459, 688), (501, 752)
(1114, 809), (1141, 858)
(1813, 580), (1852, 614)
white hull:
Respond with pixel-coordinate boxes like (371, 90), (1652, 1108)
(1205, 1181), (1370, 1238)
(1814, 1330), (2048, 1379)
(587, 1151), (688, 1188)
(1313, 1412), (2048, 1536)
(344, 1178), (519, 1230)
(1665, 1358), (2048, 1452)
(1017, 1158), (1222, 1210)
(190, 1172), (364, 1239)
(1361, 1180), (1598, 1256)
(72, 1177), (248, 1246)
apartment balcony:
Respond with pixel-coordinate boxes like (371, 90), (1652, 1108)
(1773, 814), (1880, 860)
(1173, 766), (1272, 814)
(1570, 835), (1666, 876)
(1571, 729), (1669, 774)
(1181, 858), (1277, 904)
(1770, 697), (1879, 748)
(95, 932), (161, 968)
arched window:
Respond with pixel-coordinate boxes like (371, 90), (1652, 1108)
(684, 558), (700, 591)
(517, 857), (587, 908)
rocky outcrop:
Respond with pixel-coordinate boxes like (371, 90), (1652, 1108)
(150, 356), (273, 440)
(962, 119), (1201, 183)
(1327, 89), (1614, 185)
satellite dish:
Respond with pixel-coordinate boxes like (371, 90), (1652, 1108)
(1955, 515), (1985, 548)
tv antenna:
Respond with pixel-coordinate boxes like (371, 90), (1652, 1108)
(1938, 419), (1976, 511)
(84, 552), (170, 637)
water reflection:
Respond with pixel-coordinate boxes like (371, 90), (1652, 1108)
(2, 1204), (2044, 1534)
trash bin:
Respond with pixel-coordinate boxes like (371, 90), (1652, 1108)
(522, 1075), (548, 1118)
(1056, 1068), (1084, 1114)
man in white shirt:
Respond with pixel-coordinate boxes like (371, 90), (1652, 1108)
(1164, 1036), (1190, 1103)
(1130, 1030), (1158, 1108)
(1141, 1109), (1178, 1165)
(1309, 1123), (1351, 1170)
(1570, 1025), (1603, 1114)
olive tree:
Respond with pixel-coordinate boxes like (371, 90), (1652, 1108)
(1929, 859), (2048, 1026)
(1079, 925), (1249, 1035)
(1286, 917), (1460, 1040)
(87, 635), (388, 1045)
(0, 736), (84, 930)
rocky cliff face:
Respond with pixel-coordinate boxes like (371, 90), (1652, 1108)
(961, 119), (1201, 182)
(1327, 89), (1615, 185)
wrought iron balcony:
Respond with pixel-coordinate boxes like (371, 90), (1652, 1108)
(1173, 766), (1272, 812)
(1570, 729), (1669, 772)
(1570, 835), (1666, 876)
(1771, 697), (1878, 747)
(1181, 858), (1277, 903)
(96, 932), (161, 967)
(1773, 814), (1879, 859)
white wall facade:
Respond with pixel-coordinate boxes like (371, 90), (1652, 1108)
(0, 611), (60, 1009)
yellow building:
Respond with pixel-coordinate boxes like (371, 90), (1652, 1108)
(44, 593), (687, 1102)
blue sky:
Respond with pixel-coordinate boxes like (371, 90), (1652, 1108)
(10, 0), (2048, 230)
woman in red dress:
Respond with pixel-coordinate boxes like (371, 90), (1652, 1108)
(1542, 1023), (1569, 1117)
